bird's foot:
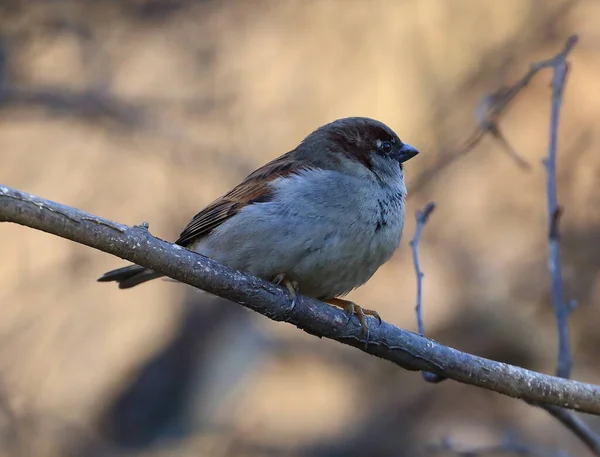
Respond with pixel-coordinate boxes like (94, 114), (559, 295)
(324, 298), (381, 336)
(273, 273), (299, 311)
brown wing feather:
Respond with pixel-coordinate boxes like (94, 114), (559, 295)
(175, 150), (312, 246)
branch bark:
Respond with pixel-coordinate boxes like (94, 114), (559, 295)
(1, 184), (600, 414)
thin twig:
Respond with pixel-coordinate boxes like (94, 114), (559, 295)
(417, 35), (599, 455)
(479, 35), (598, 456)
(410, 37), (579, 195)
(2, 185), (600, 413)
(476, 94), (532, 171)
(411, 202), (436, 336)
(409, 202), (443, 383)
(477, 37), (596, 453)
(539, 35), (578, 380)
(485, 35), (597, 455)
(526, 34), (600, 457)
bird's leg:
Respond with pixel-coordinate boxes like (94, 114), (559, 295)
(272, 273), (299, 311)
(324, 298), (382, 335)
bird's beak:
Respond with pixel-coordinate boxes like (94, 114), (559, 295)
(394, 143), (419, 164)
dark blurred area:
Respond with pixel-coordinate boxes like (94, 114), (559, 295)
(1, 0), (600, 456)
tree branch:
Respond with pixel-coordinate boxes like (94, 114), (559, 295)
(1, 185), (600, 414)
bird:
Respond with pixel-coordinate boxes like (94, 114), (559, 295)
(98, 117), (419, 333)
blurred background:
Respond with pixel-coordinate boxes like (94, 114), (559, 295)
(0, 0), (599, 456)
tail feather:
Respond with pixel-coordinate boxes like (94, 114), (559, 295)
(97, 265), (164, 289)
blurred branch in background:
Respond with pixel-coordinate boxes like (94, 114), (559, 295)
(520, 35), (600, 457)
(0, 28), (144, 128)
(409, 11), (577, 195)
(0, 15), (229, 173)
(412, 34), (600, 457)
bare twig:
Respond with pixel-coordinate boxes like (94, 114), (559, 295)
(410, 37), (579, 195)
(2, 185), (600, 414)
(476, 93), (532, 171)
(484, 35), (598, 456)
(476, 35), (599, 456)
(539, 35), (578, 380)
(524, 34), (600, 457)
(410, 202), (443, 383)
(414, 35), (600, 455)
(545, 207), (572, 379)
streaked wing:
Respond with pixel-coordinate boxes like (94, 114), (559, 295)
(175, 150), (312, 246)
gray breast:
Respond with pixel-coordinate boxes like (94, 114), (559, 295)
(193, 168), (406, 300)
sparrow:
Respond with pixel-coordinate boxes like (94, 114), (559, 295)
(98, 117), (419, 333)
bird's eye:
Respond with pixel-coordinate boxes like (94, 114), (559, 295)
(380, 141), (393, 153)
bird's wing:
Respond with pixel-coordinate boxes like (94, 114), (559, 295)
(175, 150), (311, 246)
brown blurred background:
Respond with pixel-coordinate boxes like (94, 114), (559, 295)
(1, 0), (600, 456)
